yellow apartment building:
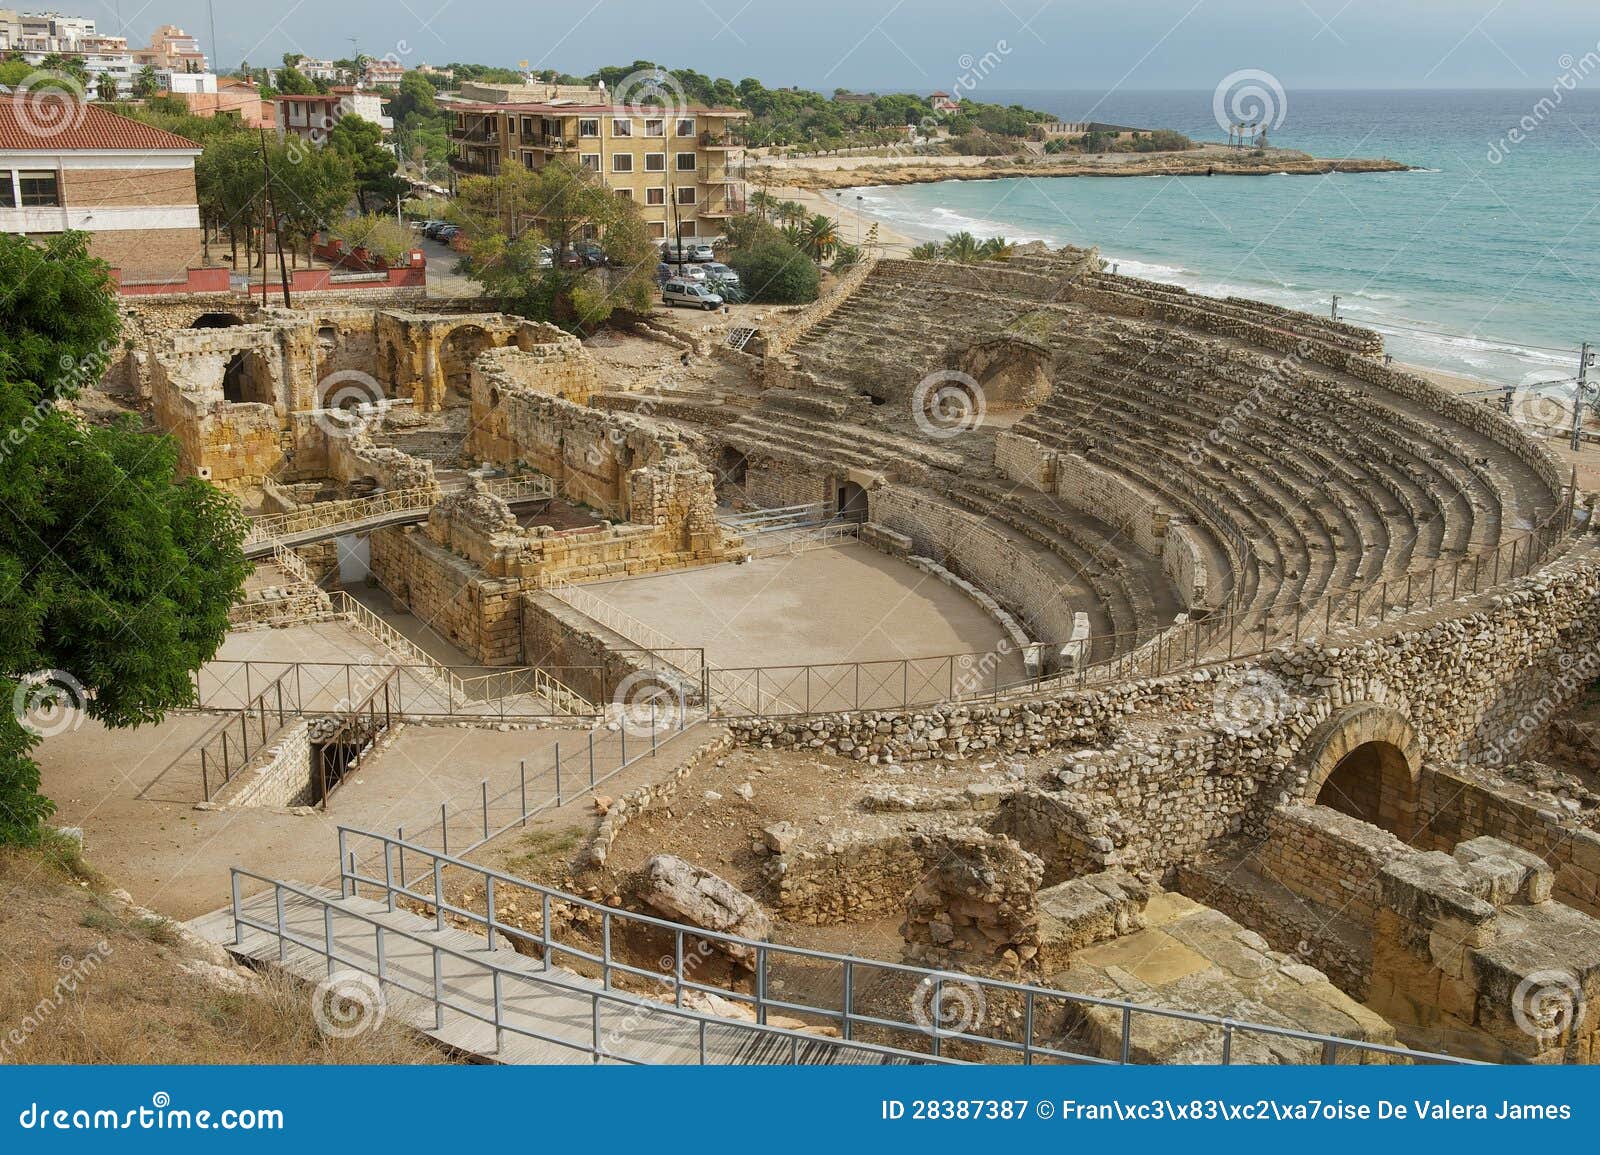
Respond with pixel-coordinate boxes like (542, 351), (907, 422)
(447, 99), (748, 242)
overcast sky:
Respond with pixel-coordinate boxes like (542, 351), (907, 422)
(81, 0), (1600, 90)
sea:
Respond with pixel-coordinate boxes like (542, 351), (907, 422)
(846, 89), (1600, 387)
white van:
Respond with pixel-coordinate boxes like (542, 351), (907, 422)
(662, 279), (723, 310)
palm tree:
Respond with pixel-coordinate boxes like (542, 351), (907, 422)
(776, 200), (808, 228)
(977, 236), (1015, 261)
(749, 189), (778, 221)
(909, 241), (942, 261)
(940, 231), (981, 263)
(801, 213), (840, 262)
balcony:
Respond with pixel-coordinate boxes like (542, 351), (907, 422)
(699, 130), (740, 150)
(697, 193), (748, 218)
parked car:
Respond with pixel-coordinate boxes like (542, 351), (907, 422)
(662, 279), (723, 310)
(661, 239), (716, 263)
(678, 264), (707, 283)
(432, 224), (461, 242)
(701, 262), (740, 288)
(538, 246), (554, 269)
(656, 262), (675, 284)
(414, 218), (443, 233)
(424, 221), (456, 240)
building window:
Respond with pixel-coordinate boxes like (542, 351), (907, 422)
(579, 118), (599, 138)
(675, 152), (697, 172)
(644, 118), (664, 137)
(506, 116), (516, 136)
(649, 221), (666, 238)
(644, 153), (666, 172)
(676, 117), (695, 137)
(612, 153), (633, 173)
(611, 117), (632, 137)
(0, 173), (13, 208)
(18, 171), (60, 207)
(580, 153), (600, 171)
(646, 187), (666, 206)
(522, 117), (535, 137)
(675, 186), (697, 206)
(615, 188), (633, 200)
(523, 151), (536, 169)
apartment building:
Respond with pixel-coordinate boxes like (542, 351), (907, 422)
(0, 11), (135, 94)
(0, 97), (203, 282)
(132, 24), (207, 73)
(446, 98), (748, 240)
(272, 88), (391, 145)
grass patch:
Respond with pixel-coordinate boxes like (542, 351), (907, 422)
(503, 826), (583, 880)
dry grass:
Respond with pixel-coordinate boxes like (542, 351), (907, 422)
(0, 839), (444, 1064)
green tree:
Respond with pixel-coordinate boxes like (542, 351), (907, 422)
(729, 236), (819, 304)
(95, 72), (119, 102)
(453, 161), (656, 330)
(327, 114), (405, 212)
(0, 232), (248, 844)
(131, 65), (159, 98)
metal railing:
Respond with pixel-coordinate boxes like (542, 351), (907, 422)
(243, 475), (554, 551)
(228, 869), (943, 1065)
(198, 670), (297, 801)
(317, 827), (1474, 1066)
(701, 500), (1579, 717)
(193, 659), (605, 722)
(541, 577), (700, 683)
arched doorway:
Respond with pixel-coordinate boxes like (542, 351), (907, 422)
(1315, 740), (1419, 838)
(220, 349), (275, 405)
(439, 325), (496, 405)
(191, 312), (244, 329)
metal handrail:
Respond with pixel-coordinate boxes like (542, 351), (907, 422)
(331, 826), (1475, 1066)
(243, 475), (554, 549)
(198, 669), (297, 801)
(229, 868), (948, 1066)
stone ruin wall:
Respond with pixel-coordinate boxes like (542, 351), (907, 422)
(732, 547), (1600, 883)
(867, 483), (1081, 646)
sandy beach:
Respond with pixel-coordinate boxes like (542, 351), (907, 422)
(773, 185), (920, 257)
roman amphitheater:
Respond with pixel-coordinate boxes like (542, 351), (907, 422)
(49, 243), (1600, 1066)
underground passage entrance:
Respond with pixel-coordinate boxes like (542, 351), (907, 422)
(1315, 739), (1418, 839)
(836, 480), (869, 523)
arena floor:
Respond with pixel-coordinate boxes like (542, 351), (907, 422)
(579, 542), (1031, 678)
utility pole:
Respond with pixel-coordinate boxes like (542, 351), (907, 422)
(1571, 342), (1594, 452)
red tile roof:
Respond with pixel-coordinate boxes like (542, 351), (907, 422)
(0, 97), (201, 151)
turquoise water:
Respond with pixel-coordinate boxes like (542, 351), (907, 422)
(848, 90), (1600, 386)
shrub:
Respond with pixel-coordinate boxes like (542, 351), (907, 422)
(730, 237), (820, 304)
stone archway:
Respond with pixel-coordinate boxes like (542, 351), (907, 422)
(220, 349), (275, 406)
(1301, 703), (1422, 840)
(191, 312), (244, 329)
(439, 325), (496, 405)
